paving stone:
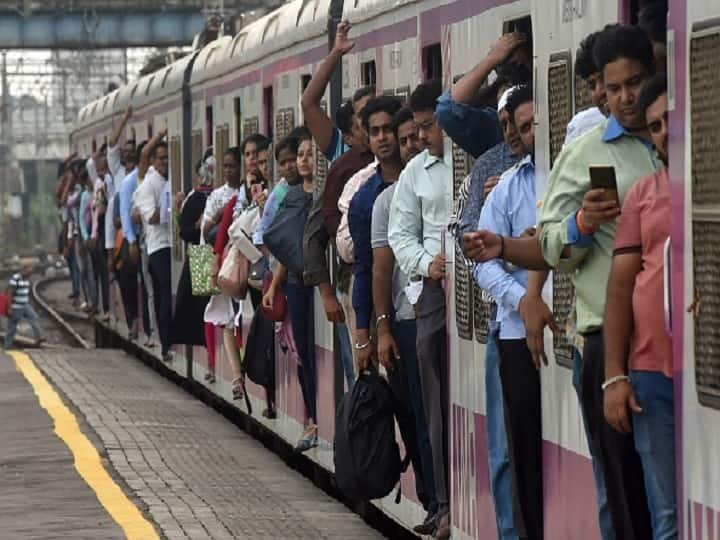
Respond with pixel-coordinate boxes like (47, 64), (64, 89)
(31, 349), (385, 539)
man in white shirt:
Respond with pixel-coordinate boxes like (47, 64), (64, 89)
(134, 140), (172, 361)
(105, 109), (134, 272)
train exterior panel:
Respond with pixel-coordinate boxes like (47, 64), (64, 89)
(70, 0), (707, 537)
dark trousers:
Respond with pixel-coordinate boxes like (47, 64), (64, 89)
(582, 332), (653, 540)
(117, 259), (152, 336)
(90, 240), (109, 313)
(285, 281), (317, 422)
(148, 247), (172, 355)
(497, 339), (543, 540)
(415, 282), (449, 510)
(389, 319), (437, 514)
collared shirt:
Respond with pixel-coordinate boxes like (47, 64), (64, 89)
(348, 167), (390, 330)
(435, 91), (503, 158)
(613, 168), (672, 377)
(134, 167), (171, 254)
(119, 169), (140, 243)
(371, 183), (414, 321)
(455, 142), (519, 240)
(475, 156), (537, 339)
(253, 179), (288, 245)
(324, 127), (349, 163)
(336, 159), (379, 263)
(539, 115), (661, 333)
(388, 149), (452, 279)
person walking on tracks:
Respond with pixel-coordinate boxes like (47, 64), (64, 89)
(5, 262), (43, 349)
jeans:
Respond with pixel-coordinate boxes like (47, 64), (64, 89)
(630, 371), (677, 540)
(148, 248), (172, 356)
(486, 322), (519, 540)
(336, 321), (355, 390)
(67, 243), (80, 299)
(91, 238), (109, 313)
(572, 350), (615, 540)
(5, 304), (41, 347)
(75, 241), (97, 308)
(285, 281), (317, 422)
(395, 319), (437, 514)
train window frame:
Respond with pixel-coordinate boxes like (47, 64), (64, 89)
(361, 60), (377, 87)
(230, 33), (248, 58)
(422, 43), (442, 81)
(233, 96), (242, 145)
(144, 76), (155, 96)
(263, 86), (274, 140)
(690, 20), (720, 409)
(129, 82), (139, 101)
(161, 67), (173, 89)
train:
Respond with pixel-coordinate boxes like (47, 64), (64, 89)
(70, 0), (717, 538)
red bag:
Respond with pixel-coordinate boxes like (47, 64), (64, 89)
(261, 272), (287, 322)
(0, 292), (9, 317)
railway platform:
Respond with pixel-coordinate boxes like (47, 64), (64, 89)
(0, 346), (383, 539)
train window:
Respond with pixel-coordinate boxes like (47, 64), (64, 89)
(547, 50), (575, 368)
(690, 24), (720, 408)
(263, 86), (274, 139)
(395, 86), (410, 103)
(206, 106), (213, 147)
(423, 44), (442, 81)
(361, 60), (376, 87)
(301, 74), (312, 92)
(233, 97), (241, 145)
(243, 117), (260, 138)
(215, 125), (230, 184)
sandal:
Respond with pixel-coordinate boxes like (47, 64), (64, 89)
(204, 372), (216, 384)
(294, 423), (318, 453)
(231, 379), (244, 400)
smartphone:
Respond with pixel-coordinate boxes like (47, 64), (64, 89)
(589, 165), (619, 205)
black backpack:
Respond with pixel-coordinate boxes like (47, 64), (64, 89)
(242, 308), (276, 391)
(333, 371), (408, 501)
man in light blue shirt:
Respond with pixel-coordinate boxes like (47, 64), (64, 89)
(475, 84), (542, 540)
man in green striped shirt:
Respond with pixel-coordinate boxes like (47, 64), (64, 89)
(465, 25), (662, 539)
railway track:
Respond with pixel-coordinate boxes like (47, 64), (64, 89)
(32, 275), (92, 349)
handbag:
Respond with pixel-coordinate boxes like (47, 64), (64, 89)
(217, 245), (250, 299)
(189, 243), (220, 296)
(261, 271), (287, 322)
(248, 256), (267, 291)
(262, 185), (312, 275)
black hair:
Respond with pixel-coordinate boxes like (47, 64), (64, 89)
(257, 138), (271, 154)
(240, 133), (268, 153)
(496, 61), (533, 87)
(335, 100), (354, 135)
(135, 140), (148, 163)
(288, 125), (310, 140)
(70, 158), (85, 175)
(409, 80), (442, 113)
(638, 0), (668, 43)
(353, 85), (375, 105)
(275, 135), (300, 161)
(360, 95), (403, 132)
(99, 142), (108, 154)
(203, 146), (214, 161)
(392, 107), (415, 131)
(636, 72), (667, 114)
(194, 158), (203, 174)
(593, 24), (655, 75)
(224, 146), (243, 164)
(150, 140), (168, 158)
(575, 30), (601, 79)
(504, 84), (533, 121)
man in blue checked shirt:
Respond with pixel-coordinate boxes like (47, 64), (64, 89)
(475, 84), (544, 540)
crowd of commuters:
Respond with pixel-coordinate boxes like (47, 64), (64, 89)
(49, 1), (674, 538)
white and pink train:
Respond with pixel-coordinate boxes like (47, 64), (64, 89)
(70, 0), (718, 537)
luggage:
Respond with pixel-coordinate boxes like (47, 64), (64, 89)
(334, 371), (408, 501)
(242, 307), (276, 390)
(262, 185), (312, 276)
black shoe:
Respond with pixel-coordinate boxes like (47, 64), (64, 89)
(413, 511), (437, 535)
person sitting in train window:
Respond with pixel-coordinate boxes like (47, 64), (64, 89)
(134, 132), (173, 363)
(435, 32), (531, 159)
(519, 28), (614, 540)
(116, 141), (154, 346)
(603, 74), (676, 540)
(368, 105), (438, 536)
(262, 133), (319, 452)
(253, 131), (302, 249)
(466, 25), (662, 540)
(638, 0), (668, 74)
(475, 85), (544, 540)
(388, 80), (451, 540)
(301, 19), (359, 164)
(257, 138), (272, 184)
(564, 29), (610, 145)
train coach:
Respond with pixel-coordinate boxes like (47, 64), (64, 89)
(70, 0), (720, 538)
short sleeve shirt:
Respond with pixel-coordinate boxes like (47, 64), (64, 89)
(613, 168), (672, 377)
(371, 184), (414, 321)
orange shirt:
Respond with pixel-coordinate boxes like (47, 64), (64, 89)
(613, 168), (672, 378)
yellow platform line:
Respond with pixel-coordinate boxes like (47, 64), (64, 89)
(9, 351), (159, 540)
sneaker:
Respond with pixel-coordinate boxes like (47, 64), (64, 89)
(433, 512), (450, 540)
(294, 424), (318, 453)
(413, 511), (437, 536)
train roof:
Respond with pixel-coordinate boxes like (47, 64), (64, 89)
(342, 0), (421, 24)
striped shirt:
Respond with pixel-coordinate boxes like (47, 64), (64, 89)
(9, 273), (30, 309)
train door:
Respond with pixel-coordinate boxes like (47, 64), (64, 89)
(675, 1), (720, 538)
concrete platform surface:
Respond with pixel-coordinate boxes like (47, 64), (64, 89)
(25, 348), (385, 540)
